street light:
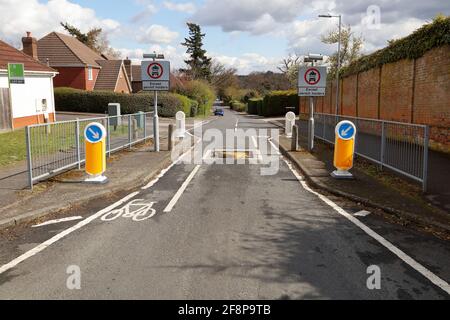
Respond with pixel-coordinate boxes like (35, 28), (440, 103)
(143, 52), (165, 152)
(319, 13), (342, 116)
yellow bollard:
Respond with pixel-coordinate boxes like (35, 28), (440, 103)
(84, 122), (108, 183)
(332, 120), (356, 179)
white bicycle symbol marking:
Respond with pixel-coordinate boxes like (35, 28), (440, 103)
(101, 199), (157, 222)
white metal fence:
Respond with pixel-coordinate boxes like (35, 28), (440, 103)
(298, 113), (429, 191)
(25, 112), (154, 189)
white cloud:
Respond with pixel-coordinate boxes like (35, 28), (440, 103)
(117, 44), (187, 70)
(0, 0), (120, 48)
(213, 52), (280, 74)
(163, 1), (196, 14)
(131, 4), (158, 23)
(136, 24), (179, 44)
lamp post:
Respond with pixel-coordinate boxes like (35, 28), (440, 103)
(143, 52), (165, 152)
(319, 14), (342, 116)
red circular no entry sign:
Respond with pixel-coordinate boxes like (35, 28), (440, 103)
(147, 62), (164, 79)
(304, 68), (321, 85)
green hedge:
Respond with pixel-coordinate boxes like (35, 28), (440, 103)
(230, 100), (246, 112)
(261, 90), (299, 117)
(54, 88), (193, 117)
(247, 98), (261, 115)
(342, 15), (450, 77)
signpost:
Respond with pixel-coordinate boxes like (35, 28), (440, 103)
(141, 57), (170, 152)
(7, 63), (25, 84)
(298, 57), (327, 152)
(84, 122), (108, 183)
(332, 120), (356, 179)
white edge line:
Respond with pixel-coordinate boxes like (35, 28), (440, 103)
(163, 165), (201, 213)
(282, 157), (450, 296)
(32, 216), (84, 228)
(0, 191), (140, 275)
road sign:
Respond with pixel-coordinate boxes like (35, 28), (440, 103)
(336, 121), (356, 140)
(84, 122), (107, 182)
(84, 122), (106, 143)
(141, 60), (170, 91)
(332, 121), (356, 179)
(298, 66), (327, 97)
(8, 63), (25, 84)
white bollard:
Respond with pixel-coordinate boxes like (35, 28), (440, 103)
(285, 112), (296, 138)
(175, 111), (186, 138)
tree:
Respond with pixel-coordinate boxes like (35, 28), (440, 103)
(60, 22), (120, 58)
(209, 60), (238, 98)
(181, 22), (212, 80)
(321, 25), (363, 78)
(278, 54), (305, 88)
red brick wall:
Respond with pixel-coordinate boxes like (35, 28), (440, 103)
(53, 67), (87, 90)
(341, 74), (358, 116)
(380, 59), (415, 122)
(357, 67), (380, 119)
(413, 46), (450, 128)
(298, 45), (450, 151)
(85, 67), (100, 91)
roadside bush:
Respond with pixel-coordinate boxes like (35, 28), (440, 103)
(247, 98), (262, 115)
(173, 93), (197, 117)
(174, 80), (216, 116)
(54, 87), (189, 117)
(230, 100), (246, 112)
(261, 90), (299, 117)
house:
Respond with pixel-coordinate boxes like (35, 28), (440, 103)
(22, 32), (132, 93)
(0, 38), (57, 129)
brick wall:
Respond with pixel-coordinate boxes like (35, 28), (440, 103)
(300, 45), (450, 152)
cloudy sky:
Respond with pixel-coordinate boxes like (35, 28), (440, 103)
(0, 0), (448, 74)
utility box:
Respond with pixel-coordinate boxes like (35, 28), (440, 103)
(108, 103), (121, 127)
(135, 111), (145, 128)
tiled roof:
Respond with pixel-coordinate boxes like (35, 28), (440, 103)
(94, 60), (123, 91)
(131, 65), (142, 82)
(37, 32), (104, 67)
(0, 39), (55, 72)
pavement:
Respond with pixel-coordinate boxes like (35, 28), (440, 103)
(0, 107), (449, 299)
(0, 113), (203, 223)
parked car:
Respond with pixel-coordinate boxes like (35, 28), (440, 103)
(214, 108), (224, 116)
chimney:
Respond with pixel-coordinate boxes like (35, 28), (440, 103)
(22, 31), (38, 60)
(124, 57), (132, 82)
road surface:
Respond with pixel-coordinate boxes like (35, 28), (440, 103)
(0, 107), (449, 299)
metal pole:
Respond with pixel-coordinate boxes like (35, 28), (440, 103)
(75, 119), (81, 169)
(380, 121), (385, 170)
(422, 126), (429, 193)
(128, 114), (132, 150)
(25, 126), (33, 190)
(153, 90), (160, 152)
(336, 15), (342, 116)
(143, 112), (147, 142)
(308, 61), (315, 152)
(291, 125), (298, 151)
(107, 117), (111, 157)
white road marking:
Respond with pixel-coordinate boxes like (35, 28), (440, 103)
(0, 192), (140, 276)
(251, 136), (258, 148)
(354, 210), (371, 217)
(235, 119), (239, 132)
(282, 157), (450, 296)
(32, 216), (83, 228)
(163, 165), (201, 213)
(268, 138), (281, 155)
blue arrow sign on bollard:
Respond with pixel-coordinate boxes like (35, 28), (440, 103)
(336, 121), (356, 140)
(84, 123), (105, 143)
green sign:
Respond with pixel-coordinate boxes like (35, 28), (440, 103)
(8, 63), (25, 84)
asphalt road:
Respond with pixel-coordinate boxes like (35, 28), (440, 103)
(0, 107), (449, 299)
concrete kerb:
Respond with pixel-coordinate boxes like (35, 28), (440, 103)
(269, 120), (450, 233)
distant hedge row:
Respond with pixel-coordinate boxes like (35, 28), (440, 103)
(230, 100), (246, 112)
(54, 88), (198, 117)
(246, 91), (299, 117)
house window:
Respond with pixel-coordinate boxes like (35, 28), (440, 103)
(88, 67), (93, 81)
